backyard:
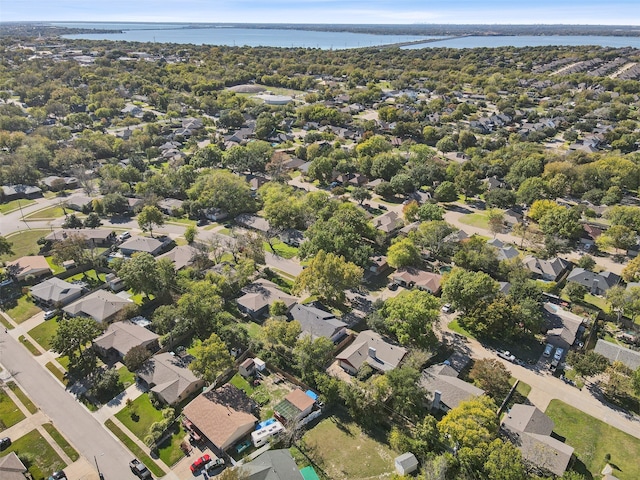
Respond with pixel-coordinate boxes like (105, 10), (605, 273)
(300, 413), (397, 480)
(0, 429), (66, 480)
(545, 399), (640, 479)
(229, 372), (294, 420)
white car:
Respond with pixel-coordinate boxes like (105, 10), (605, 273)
(497, 350), (516, 362)
(117, 231), (131, 241)
(441, 303), (452, 313)
(553, 347), (564, 361)
(44, 310), (56, 320)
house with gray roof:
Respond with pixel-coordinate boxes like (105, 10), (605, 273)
(45, 228), (115, 247)
(523, 256), (570, 282)
(289, 303), (347, 343)
(543, 303), (584, 351)
(240, 449), (304, 480)
(119, 236), (170, 256)
(236, 279), (298, 319)
(235, 214), (271, 233)
(30, 277), (84, 307)
(93, 320), (159, 360)
(157, 244), (200, 271)
(502, 404), (574, 477)
(0, 451), (28, 480)
(419, 364), (484, 413)
(373, 211), (404, 235)
(566, 268), (620, 295)
(1, 184), (42, 200)
(487, 238), (519, 261)
(594, 339), (640, 371)
(137, 352), (205, 405)
(63, 289), (132, 322)
(336, 330), (407, 375)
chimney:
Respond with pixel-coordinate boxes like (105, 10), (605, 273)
(368, 347), (377, 359)
(433, 390), (442, 410)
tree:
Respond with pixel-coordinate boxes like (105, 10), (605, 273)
(379, 290), (439, 348)
(83, 212), (101, 228)
(51, 234), (88, 266)
(188, 169), (256, 217)
(417, 203), (444, 222)
(254, 112), (278, 140)
(62, 214), (83, 229)
(485, 189), (516, 209)
(184, 225), (197, 244)
(564, 282), (588, 303)
(118, 252), (164, 298)
(0, 236), (13, 256)
(438, 395), (498, 450)
(487, 210), (504, 237)
(293, 336), (334, 382)
(539, 207), (582, 240)
(452, 236), (499, 273)
(351, 187), (371, 205)
(293, 250), (363, 304)
(178, 281), (224, 340)
(633, 367), (640, 396)
(387, 238), (421, 269)
(51, 317), (102, 370)
(269, 300), (288, 317)
(622, 255), (640, 282)
(469, 359), (511, 400)
(597, 224), (637, 252)
(441, 268), (499, 314)
(189, 333), (234, 386)
(528, 199), (562, 222)
(102, 193), (129, 216)
(566, 351), (609, 379)
(516, 177), (547, 205)
(384, 366), (425, 420)
(411, 221), (455, 260)
(483, 439), (526, 480)
(137, 205), (164, 238)
(434, 181), (458, 202)
(263, 318), (301, 349)
(123, 344), (151, 372)
(455, 170), (483, 200)
(576, 255), (596, 271)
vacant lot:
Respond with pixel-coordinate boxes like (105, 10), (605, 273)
(300, 414), (397, 480)
(546, 399), (640, 479)
(0, 429), (65, 480)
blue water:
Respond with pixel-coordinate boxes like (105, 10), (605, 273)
(56, 23), (435, 49)
(402, 35), (640, 49)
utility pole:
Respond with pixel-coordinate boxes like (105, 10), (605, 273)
(94, 455), (105, 480)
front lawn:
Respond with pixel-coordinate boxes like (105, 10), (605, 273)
(1, 229), (48, 261)
(156, 422), (187, 467)
(300, 413), (397, 480)
(546, 399), (640, 479)
(42, 423), (79, 462)
(115, 393), (163, 441)
(458, 212), (490, 230)
(104, 419), (165, 478)
(0, 198), (35, 214)
(263, 239), (299, 259)
(118, 365), (136, 389)
(0, 429), (65, 480)
(447, 319), (476, 339)
(4, 296), (41, 323)
(28, 318), (59, 351)
(19, 335), (41, 356)
(24, 206), (67, 220)
(0, 388), (26, 429)
(7, 382), (37, 414)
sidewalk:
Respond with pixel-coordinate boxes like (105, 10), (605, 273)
(92, 383), (145, 423)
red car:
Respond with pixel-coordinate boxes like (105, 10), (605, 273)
(190, 455), (211, 473)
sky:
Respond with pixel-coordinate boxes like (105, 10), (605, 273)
(2, 0), (640, 26)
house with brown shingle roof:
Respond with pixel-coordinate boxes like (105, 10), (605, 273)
(336, 330), (406, 375)
(137, 352), (205, 405)
(183, 383), (258, 451)
(392, 268), (442, 294)
(93, 320), (159, 360)
(6, 255), (51, 282)
(236, 279), (298, 319)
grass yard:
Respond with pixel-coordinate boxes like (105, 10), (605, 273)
(46, 362), (68, 386)
(4, 296), (41, 323)
(7, 382), (38, 414)
(1, 229), (48, 261)
(115, 393), (164, 441)
(118, 365), (136, 389)
(546, 399), (640, 479)
(156, 422), (187, 467)
(19, 335), (42, 356)
(0, 198), (35, 214)
(0, 429), (65, 480)
(263, 239), (299, 259)
(230, 373), (255, 396)
(0, 388), (26, 429)
(28, 318), (59, 351)
(300, 414), (397, 480)
(45, 256), (65, 274)
(105, 419), (165, 478)
(242, 321), (263, 340)
(583, 294), (610, 313)
(42, 423), (79, 461)
(0, 315), (13, 330)
(23, 205), (67, 220)
(65, 269), (107, 287)
(458, 212), (490, 230)
(166, 216), (196, 226)
(447, 319), (476, 339)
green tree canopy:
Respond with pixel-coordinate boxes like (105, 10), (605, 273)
(379, 290), (439, 348)
(441, 268), (499, 314)
(189, 333), (234, 386)
(137, 205), (165, 237)
(387, 237), (421, 269)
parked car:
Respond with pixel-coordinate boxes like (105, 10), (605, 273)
(206, 457), (225, 473)
(0, 437), (11, 450)
(129, 458), (152, 479)
(378, 204), (388, 210)
(497, 350), (516, 362)
(441, 303), (452, 313)
(48, 472), (67, 480)
(190, 454), (211, 473)
(235, 440), (252, 454)
(553, 347), (564, 361)
(388, 282), (399, 291)
(44, 310), (56, 320)
(117, 231), (131, 241)
(543, 343), (554, 358)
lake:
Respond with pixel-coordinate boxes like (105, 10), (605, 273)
(56, 23), (640, 50)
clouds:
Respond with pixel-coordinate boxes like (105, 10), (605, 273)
(3, 0), (640, 25)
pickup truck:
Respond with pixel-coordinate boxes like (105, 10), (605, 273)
(130, 459), (152, 479)
(497, 350), (516, 362)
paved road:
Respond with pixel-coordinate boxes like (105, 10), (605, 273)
(0, 331), (141, 480)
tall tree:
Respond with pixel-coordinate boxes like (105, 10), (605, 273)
(441, 268), (499, 314)
(137, 205), (165, 238)
(438, 395), (498, 450)
(189, 333), (234, 386)
(0, 236), (13, 256)
(387, 237), (421, 269)
(379, 290), (439, 348)
(51, 317), (102, 366)
(469, 359), (511, 400)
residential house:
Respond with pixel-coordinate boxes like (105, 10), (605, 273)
(119, 236), (170, 257)
(235, 214), (271, 233)
(395, 453), (419, 476)
(523, 256), (570, 282)
(419, 364), (484, 413)
(236, 279), (298, 320)
(392, 268), (443, 294)
(566, 268), (620, 295)
(127, 197), (145, 213)
(157, 198), (184, 215)
(483, 176), (507, 191)
(137, 352), (205, 405)
(244, 174), (269, 191)
(157, 244), (200, 271)
(1, 184), (42, 200)
(368, 255), (389, 276)
(93, 321), (159, 361)
(6, 255), (51, 282)
(487, 238), (519, 261)
(239, 449), (304, 480)
(594, 339), (640, 371)
(289, 303), (347, 343)
(274, 389), (316, 424)
(0, 452), (28, 480)
(373, 211), (404, 235)
(543, 303), (584, 351)
(183, 383), (258, 451)
(30, 277), (84, 307)
(336, 330), (407, 375)
(503, 208), (524, 227)
(63, 289), (132, 323)
(42, 175), (78, 191)
(64, 194), (95, 212)
(203, 208), (229, 222)
(121, 104), (143, 117)
(45, 228), (115, 247)
(501, 404), (574, 477)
